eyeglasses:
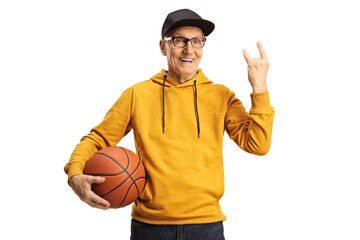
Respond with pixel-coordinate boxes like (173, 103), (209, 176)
(164, 36), (207, 48)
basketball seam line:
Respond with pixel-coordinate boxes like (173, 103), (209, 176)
(116, 177), (146, 208)
(120, 147), (141, 197)
(95, 152), (130, 172)
(95, 152), (133, 199)
(99, 175), (145, 198)
(96, 149), (143, 206)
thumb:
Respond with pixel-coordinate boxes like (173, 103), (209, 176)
(88, 176), (105, 184)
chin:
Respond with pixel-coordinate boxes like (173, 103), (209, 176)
(178, 67), (197, 77)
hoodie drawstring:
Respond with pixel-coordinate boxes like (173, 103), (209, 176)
(162, 75), (167, 134)
(161, 75), (200, 138)
(194, 80), (200, 138)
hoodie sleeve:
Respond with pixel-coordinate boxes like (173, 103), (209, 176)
(225, 90), (274, 155)
(64, 87), (134, 181)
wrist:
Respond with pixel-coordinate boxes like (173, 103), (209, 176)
(252, 85), (267, 93)
(68, 174), (81, 186)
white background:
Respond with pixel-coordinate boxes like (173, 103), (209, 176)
(1, 0), (359, 239)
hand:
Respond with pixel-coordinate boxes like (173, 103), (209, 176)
(69, 174), (110, 210)
(243, 41), (270, 93)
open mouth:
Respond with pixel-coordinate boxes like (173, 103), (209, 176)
(179, 58), (194, 63)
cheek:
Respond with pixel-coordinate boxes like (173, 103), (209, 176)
(168, 54), (178, 67)
(167, 50), (180, 64)
(164, 45), (175, 59)
(196, 50), (203, 60)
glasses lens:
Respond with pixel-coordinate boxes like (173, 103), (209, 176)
(191, 38), (206, 48)
(173, 37), (187, 47)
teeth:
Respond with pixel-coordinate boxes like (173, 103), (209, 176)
(180, 58), (193, 62)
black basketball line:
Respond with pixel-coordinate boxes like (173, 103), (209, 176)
(120, 147), (141, 197)
(134, 176), (147, 194)
(133, 152), (147, 195)
(91, 152), (126, 176)
(95, 152), (130, 172)
(96, 148), (142, 204)
(100, 164), (141, 198)
(100, 175), (131, 197)
(104, 176), (146, 206)
(91, 172), (124, 177)
(129, 158), (141, 196)
(116, 181), (135, 208)
(116, 176), (146, 208)
(95, 151), (130, 197)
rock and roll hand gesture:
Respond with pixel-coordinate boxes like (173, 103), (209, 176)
(243, 41), (270, 93)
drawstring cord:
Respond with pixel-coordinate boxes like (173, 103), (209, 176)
(194, 80), (200, 138)
(161, 75), (200, 138)
(162, 75), (167, 134)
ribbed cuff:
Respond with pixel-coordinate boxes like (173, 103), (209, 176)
(66, 162), (84, 182)
(250, 91), (272, 111)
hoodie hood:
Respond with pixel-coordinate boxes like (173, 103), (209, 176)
(151, 69), (212, 138)
(151, 69), (212, 87)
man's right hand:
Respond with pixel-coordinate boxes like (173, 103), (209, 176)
(68, 174), (110, 210)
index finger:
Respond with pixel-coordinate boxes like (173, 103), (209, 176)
(257, 41), (268, 60)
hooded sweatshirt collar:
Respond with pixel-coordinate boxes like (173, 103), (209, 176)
(151, 69), (212, 88)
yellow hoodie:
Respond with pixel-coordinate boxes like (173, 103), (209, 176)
(64, 69), (274, 224)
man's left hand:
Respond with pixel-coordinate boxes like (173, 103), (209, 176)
(243, 41), (270, 93)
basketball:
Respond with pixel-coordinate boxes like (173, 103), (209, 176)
(84, 146), (146, 208)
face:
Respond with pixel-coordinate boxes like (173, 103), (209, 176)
(160, 26), (204, 83)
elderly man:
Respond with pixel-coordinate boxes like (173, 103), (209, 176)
(65, 8), (274, 240)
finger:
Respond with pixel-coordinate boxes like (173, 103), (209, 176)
(257, 41), (268, 60)
(88, 176), (106, 184)
(85, 198), (110, 210)
(87, 191), (110, 209)
(243, 49), (250, 64)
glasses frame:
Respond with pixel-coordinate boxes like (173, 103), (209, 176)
(164, 36), (207, 48)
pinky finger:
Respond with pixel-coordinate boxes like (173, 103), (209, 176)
(89, 191), (110, 209)
(84, 198), (109, 210)
(90, 200), (110, 210)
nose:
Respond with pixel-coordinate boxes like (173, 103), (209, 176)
(183, 40), (195, 54)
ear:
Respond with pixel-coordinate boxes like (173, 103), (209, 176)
(159, 39), (166, 56)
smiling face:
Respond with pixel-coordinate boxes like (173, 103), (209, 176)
(160, 26), (204, 84)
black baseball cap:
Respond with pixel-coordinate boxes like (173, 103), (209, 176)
(161, 9), (215, 39)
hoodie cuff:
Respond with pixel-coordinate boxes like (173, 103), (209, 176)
(66, 162), (84, 182)
(250, 91), (272, 112)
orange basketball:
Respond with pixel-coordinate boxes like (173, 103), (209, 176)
(84, 146), (146, 208)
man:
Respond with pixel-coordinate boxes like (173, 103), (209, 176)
(65, 9), (274, 239)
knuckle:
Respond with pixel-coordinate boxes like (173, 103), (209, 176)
(252, 62), (260, 68)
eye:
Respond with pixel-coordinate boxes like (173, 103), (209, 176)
(192, 38), (201, 44)
(174, 37), (186, 43)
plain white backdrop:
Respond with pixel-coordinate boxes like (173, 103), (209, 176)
(1, 0), (359, 239)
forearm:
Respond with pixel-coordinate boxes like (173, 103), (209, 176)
(64, 87), (134, 181)
(246, 91), (274, 154)
(64, 135), (103, 181)
(226, 91), (274, 155)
